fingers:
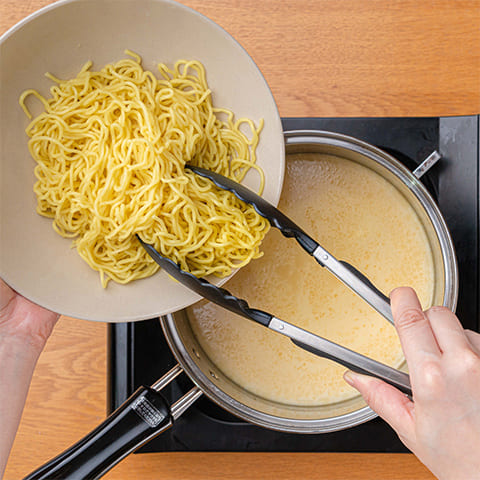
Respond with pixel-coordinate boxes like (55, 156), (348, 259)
(0, 279), (16, 315)
(344, 371), (415, 447)
(390, 287), (440, 363)
(465, 330), (480, 355)
(424, 306), (471, 354)
(0, 278), (58, 348)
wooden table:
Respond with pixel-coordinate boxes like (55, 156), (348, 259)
(2, 1), (479, 479)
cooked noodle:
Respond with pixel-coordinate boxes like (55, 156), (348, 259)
(20, 51), (269, 287)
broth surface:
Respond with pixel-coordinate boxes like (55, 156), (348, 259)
(189, 153), (434, 406)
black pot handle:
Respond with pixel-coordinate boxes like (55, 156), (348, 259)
(23, 366), (201, 480)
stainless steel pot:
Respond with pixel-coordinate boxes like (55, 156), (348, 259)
(161, 130), (458, 433)
(25, 130), (458, 480)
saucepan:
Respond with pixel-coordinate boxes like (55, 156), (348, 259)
(24, 130), (458, 480)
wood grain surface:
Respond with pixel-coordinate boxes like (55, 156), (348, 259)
(2, 1), (479, 479)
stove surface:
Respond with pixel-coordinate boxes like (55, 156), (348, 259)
(108, 116), (479, 453)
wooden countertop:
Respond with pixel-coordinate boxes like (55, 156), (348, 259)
(2, 1), (479, 479)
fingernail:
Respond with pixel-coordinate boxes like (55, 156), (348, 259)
(343, 370), (359, 387)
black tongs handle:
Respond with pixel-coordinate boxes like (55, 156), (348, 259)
(186, 164), (393, 325)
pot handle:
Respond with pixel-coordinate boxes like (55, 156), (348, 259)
(412, 150), (441, 179)
(23, 365), (202, 480)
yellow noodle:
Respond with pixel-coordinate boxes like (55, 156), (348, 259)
(20, 52), (269, 287)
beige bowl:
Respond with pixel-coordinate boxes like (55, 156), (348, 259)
(0, 0), (285, 322)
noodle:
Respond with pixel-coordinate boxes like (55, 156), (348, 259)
(20, 51), (270, 287)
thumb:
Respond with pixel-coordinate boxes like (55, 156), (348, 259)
(0, 279), (16, 313)
(344, 370), (416, 447)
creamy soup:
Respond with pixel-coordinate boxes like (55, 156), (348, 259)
(188, 153), (434, 406)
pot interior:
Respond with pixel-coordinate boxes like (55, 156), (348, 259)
(161, 131), (457, 433)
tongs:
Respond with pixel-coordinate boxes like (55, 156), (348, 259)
(137, 237), (412, 396)
(186, 164), (393, 324)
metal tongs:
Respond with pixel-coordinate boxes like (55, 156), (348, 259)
(137, 236), (411, 396)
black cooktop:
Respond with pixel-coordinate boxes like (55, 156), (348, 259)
(107, 116), (479, 453)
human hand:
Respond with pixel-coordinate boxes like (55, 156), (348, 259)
(0, 279), (59, 477)
(0, 278), (58, 352)
(344, 287), (480, 480)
